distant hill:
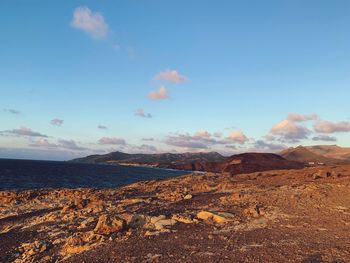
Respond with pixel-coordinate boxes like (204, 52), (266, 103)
(70, 151), (225, 168)
(169, 152), (304, 174)
(280, 145), (350, 165)
(306, 145), (350, 161)
(72, 146), (350, 174)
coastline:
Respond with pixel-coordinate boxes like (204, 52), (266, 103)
(1, 165), (350, 262)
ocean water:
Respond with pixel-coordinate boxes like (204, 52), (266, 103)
(0, 159), (187, 191)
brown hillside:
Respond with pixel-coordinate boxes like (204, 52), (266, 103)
(171, 153), (304, 174)
(280, 146), (348, 165)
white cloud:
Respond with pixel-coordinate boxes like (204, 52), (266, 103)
(1, 127), (48, 138)
(312, 135), (337, 142)
(287, 113), (319, 122)
(270, 119), (310, 143)
(50, 118), (64, 126)
(30, 139), (88, 151)
(148, 86), (169, 101)
(127, 144), (158, 154)
(195, 130), (211, 138)
(71, 6), (108, 39)
(165, 134), (211, 149)
(226, 131), (249, 144)
(254, 140), (286, 151)
(135, 108), (152, 118)
(213, 132), (223, 138)
(314, 120), (350, 133)
(29, 139), (58, 148)
(154, 70), (188, 84)
(58, 139), (88, 151)
(98, 137), (126, 145)
(164, 130), (247, 150)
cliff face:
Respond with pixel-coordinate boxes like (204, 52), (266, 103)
(169, 153), (304, 174)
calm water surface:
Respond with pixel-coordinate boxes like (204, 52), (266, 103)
(0, 159), (187, 191)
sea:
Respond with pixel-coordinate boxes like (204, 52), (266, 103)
(0, 159), (187, 191)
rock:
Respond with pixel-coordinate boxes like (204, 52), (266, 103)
(150, 215), (166, 224)
(123, 214), (150, 228)
(18, 240), (51, 258)
(86, 199), (105, 213)
(172, 214), (198, 224)
(35, 240), (49, 253)
(78, 217), (96, 229)
(144, 230), (160, 236)
(62, 232), (104, 255)
(74, 198), (89, 209)
(197, 211), (236, 223)
(149, 215), (176, 231)
(154, 219), (176, 230)
(61, 204), (74, 213)
(94, 214), (125, 235)
(183, 194), (193, 200)
(145, 253), (162, 260)
(313, 170), (333, 179)
(244, 204), (265, 218)
(220, 192), (247, 204)
(312, 173), (322, 180)
(119, 198), (149, 206)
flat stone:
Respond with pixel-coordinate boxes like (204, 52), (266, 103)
(154, 219), (176, 230)
(172, 214), (197, 224)
(183, 194), (193, 200)
(197, 211), (236, 223)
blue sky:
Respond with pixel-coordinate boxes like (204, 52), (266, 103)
(1, 0), (350, 160)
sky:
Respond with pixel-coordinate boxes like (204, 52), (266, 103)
(1, 0), (350, 160)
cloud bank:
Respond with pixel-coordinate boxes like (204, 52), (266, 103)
(1, 127), (48, 138)
(98, 137), (126, 145)
(165, 130), (248, 150)
(314, 121), (350, 133)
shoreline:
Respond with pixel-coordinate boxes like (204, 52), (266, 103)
(1, 165), (350, 262)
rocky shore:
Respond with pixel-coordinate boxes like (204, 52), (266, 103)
(1, 166), (350, 262)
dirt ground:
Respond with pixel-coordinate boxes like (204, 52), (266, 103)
(1, 165), (350, 262)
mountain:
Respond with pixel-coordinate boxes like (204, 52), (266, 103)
(72, 151), (305, 174)
(169, 152), (304, 174)
(74, 146), (350, 174)
(305, 145), (350, 161)
(70, 151), (225, 168)
(280, 145), (350, 165)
